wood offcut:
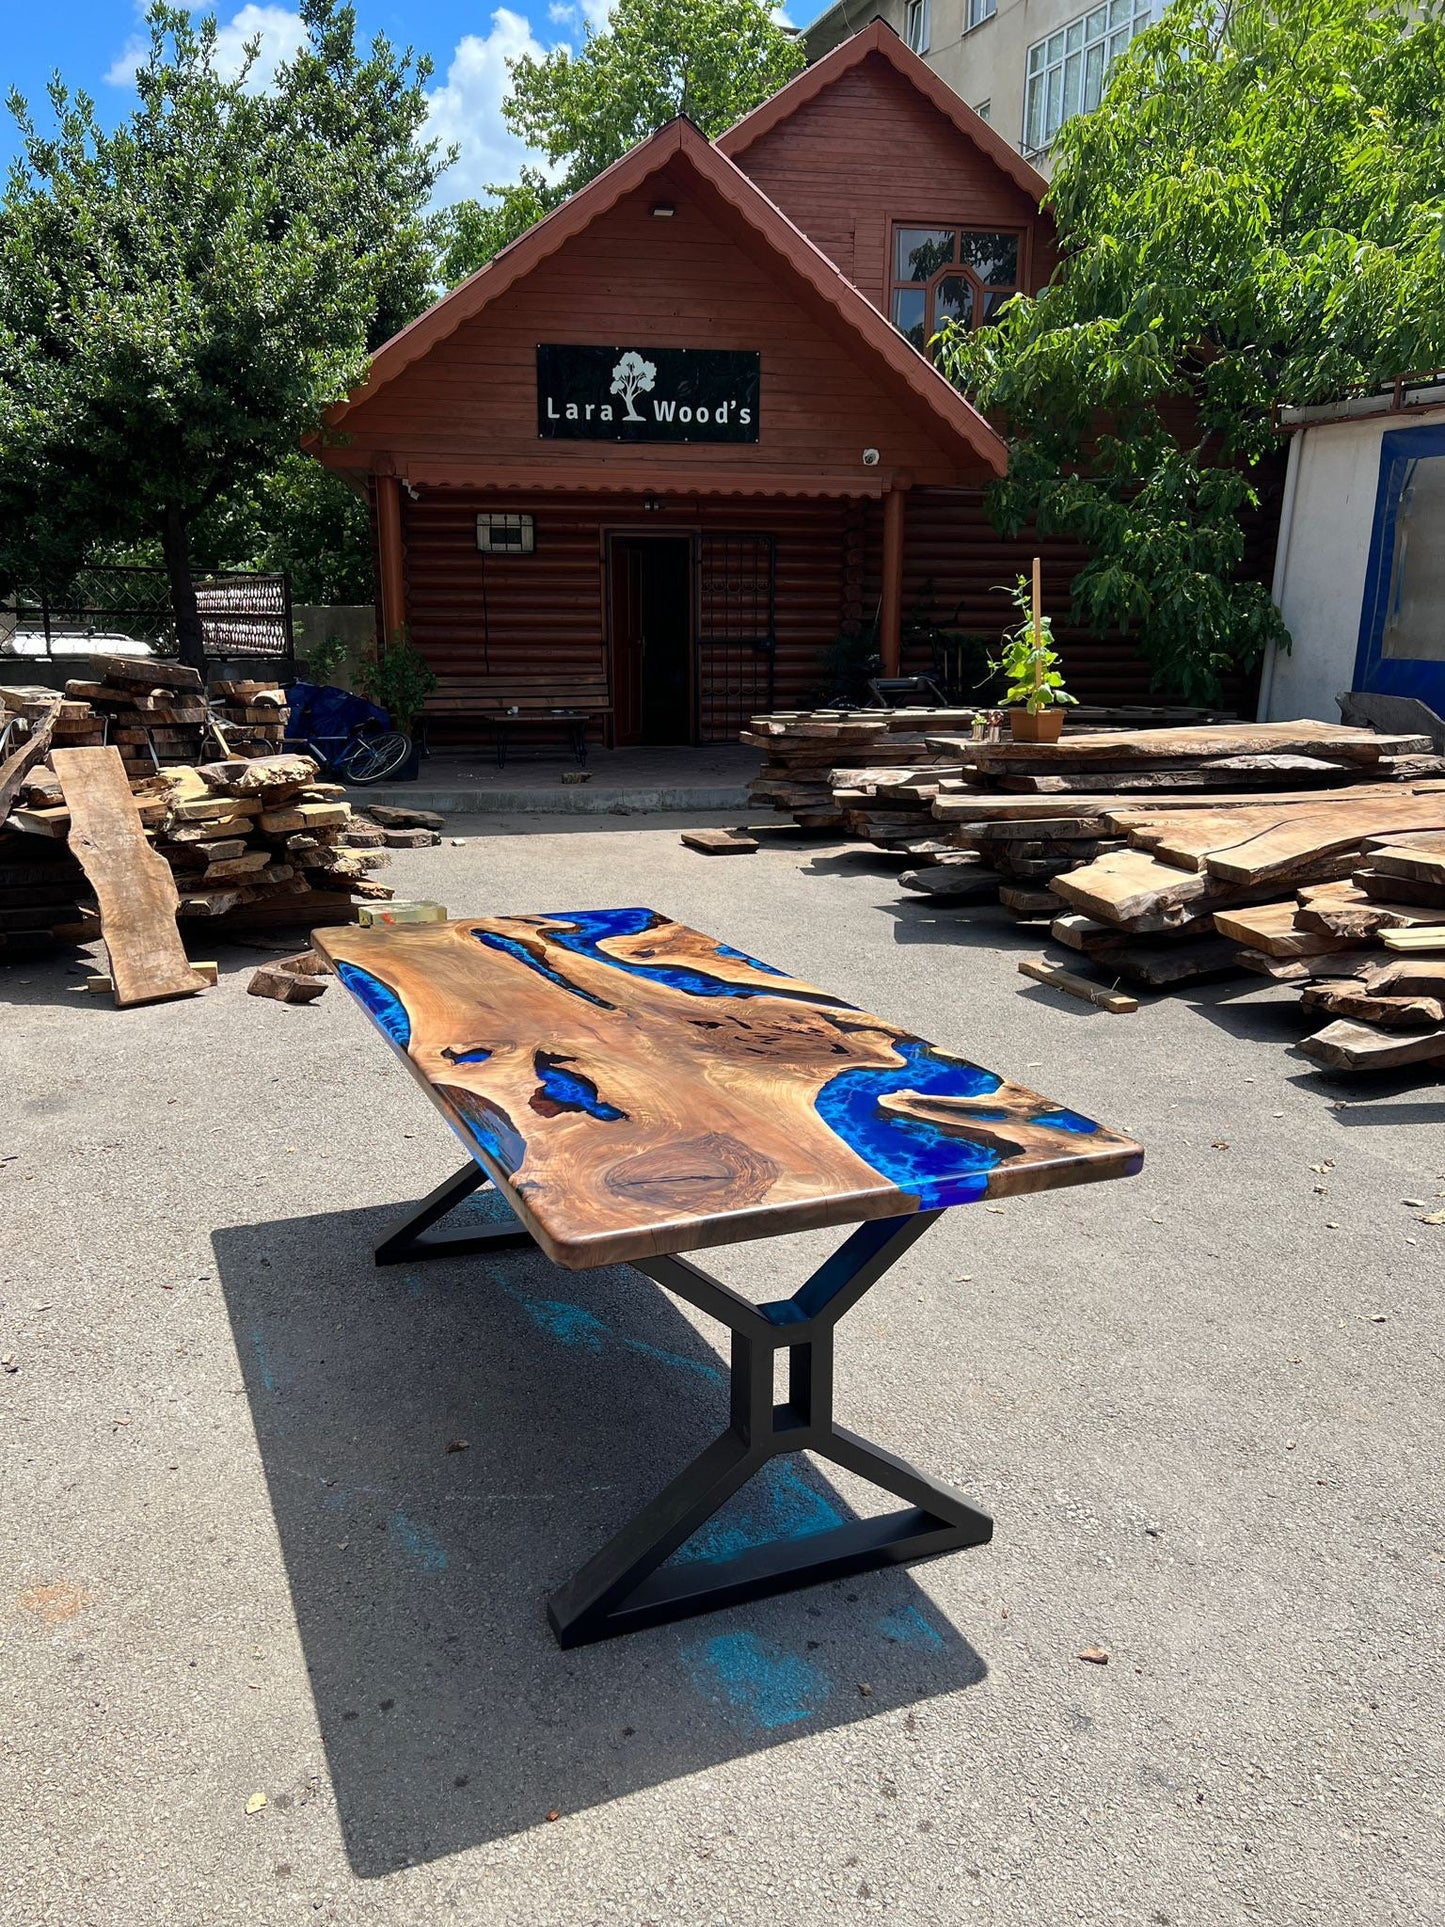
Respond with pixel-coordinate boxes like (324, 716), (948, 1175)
(51, 747), (210, 1008)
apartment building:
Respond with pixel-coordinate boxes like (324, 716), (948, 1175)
(805, 0), (1162, 170)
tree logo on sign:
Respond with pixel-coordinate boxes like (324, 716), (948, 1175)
(610, 350), (657, 423)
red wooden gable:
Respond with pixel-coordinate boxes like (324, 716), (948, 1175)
(319, 120), (1005, 496)
(720, 22), (1058, 311)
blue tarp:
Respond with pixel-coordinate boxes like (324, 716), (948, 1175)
(285, 681), (391, 741)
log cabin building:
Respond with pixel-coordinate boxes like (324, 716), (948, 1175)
(314, 23), (1191, 748)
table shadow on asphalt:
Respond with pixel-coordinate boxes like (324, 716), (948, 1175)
(213, 1194), (988, 1874)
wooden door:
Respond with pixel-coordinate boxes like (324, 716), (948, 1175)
(609, 539), (645, 745)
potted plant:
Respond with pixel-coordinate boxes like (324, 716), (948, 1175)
(991, 560), (1076, 743)
(356, 629), (437, 780)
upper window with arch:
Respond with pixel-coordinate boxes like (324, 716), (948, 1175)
(888, 225), (1022, 356)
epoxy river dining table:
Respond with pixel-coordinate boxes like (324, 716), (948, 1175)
(313, 907), (1144, 1647)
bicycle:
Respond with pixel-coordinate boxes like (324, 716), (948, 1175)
(267, 682), (413, 785)
(290, 713), (413, 785)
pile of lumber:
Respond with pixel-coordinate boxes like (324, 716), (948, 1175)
(1214, 834), (1445, 1072)
(744, 709), (979, 830)
(0, 825), (89, 957)
(746, 704), (1243, 835)
(4, 662), (292, 784)
(832, 764), (965, 857)
(1, 750), (397, 965)
(143, 756), (394, 932)
(900, 722), (1445, 936)
(1048, 778), (1445, 994)
(210, 677), (290, 751)
(49, 660), (222, 777)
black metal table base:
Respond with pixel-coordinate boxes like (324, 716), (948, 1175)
(375, 1165), (993, 1647)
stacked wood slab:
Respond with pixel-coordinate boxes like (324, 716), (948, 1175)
(210, 677), (290, 751)
(0, 825), (89, 956)
(0, 752), (395, 954)
(1047, 784), (1445, 996)
(911, 723), (1441, 956)
(1213, 832), (1445, 1072)
(821, 708), (1247, 863)
(146, 757), (393, 932)
(744, 709), (980, 830)
(56, 660), (219, 777)
(745, 704), (1239, 835)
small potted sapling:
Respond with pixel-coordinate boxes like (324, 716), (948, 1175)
(991, 560), (1077, 743)
(356, 629), (437, 780)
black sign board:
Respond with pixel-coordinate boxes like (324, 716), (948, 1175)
(537, 345), (760, 443)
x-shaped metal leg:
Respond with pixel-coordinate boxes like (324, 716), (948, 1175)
(373, 1163), (534, 1266)
(374, 1166), (993, 1646)
(547, 1209), (993, 1647)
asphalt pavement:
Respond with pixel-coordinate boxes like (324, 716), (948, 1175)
(2, 813), (1441, 1926)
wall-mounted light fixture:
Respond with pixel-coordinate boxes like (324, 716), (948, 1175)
(643, 494), (662, 512)
(650, 202), (676, 219)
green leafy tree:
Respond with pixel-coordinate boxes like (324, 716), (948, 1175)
(939, 0), (1445, 702)
(200, 453), (375, 606)
(0, 1), (445, 667)
(437, 0), (805, 283)
(431, 167), (561, 286)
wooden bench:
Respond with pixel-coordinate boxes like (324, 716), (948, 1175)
(423, 676), (612, 766)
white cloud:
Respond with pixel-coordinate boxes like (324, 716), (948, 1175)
(106, 4), (308, 91)
(425, 8), (556, 203)
(548, 2), (578, 22)
(212, 5), (309, 87)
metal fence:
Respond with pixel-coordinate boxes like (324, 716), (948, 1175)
(0, 565), (294, 661)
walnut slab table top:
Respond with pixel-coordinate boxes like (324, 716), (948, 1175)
(314, 907), (1143, 1271)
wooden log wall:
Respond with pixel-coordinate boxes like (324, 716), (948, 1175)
(400, 491), (848, 740)
(863, 489), (1268, 713)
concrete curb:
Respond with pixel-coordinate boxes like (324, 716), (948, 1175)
(344, 783), (752, 815)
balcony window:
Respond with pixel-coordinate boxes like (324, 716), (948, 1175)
(904, 0), (930, 53)
(967, 0), (997, 27)
(889, 225), (1021, 352)
(1024, 0), (1158, 154)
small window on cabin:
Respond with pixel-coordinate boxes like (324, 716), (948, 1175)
(904, 0), (930, 53)
(888, 226), (1022, 357)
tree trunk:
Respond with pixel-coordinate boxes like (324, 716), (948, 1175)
(160, 502), (206, 673)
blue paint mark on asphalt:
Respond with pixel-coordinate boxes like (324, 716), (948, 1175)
(681, 1632), (830, 1730)
(506, 1285), (721, 1381)
(389, 1512), (447, 1572)
(249, 1329), (278, 1395)
(335, 963), (410, 1049)
(674, 1459), (844, 1565)
(879, 1602), (946, 1652)
(622, 1334), (725, 1386)
(403, 1270), (426, 1300)
(514, 1295), (608, 1354)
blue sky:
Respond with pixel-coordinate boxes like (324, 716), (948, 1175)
(0, 0), (641, 204)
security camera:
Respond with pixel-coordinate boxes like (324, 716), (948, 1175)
(862, 448), (880, 466)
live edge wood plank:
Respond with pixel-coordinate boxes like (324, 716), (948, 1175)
(314, 910), (1143, 1270)
(51, 747), (210, 1008)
